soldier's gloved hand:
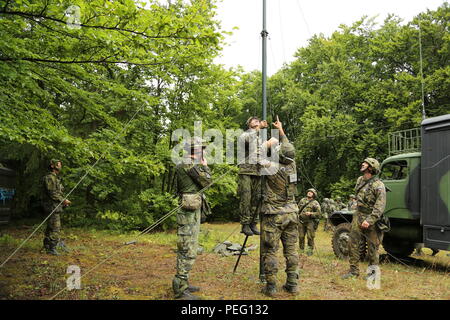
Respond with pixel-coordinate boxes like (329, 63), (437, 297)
(63, 199), (71, 207)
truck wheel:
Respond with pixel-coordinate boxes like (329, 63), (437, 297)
(382, 236), (415, 258)
(332, 223), (367, 260)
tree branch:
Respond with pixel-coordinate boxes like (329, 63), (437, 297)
(0, 9), (214, 41)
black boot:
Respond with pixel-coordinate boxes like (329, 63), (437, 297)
(188, 284), (200, 293)
(46, 240), (60, 256)
(177, 289), (202, 300)
(283, 272), (299, 294)
(341, 271), (359, 279)
(241, 224), (254, 236)
(57, 240), (70, 253)
(46, 245), (60, 256)
(262, 283), (277, 297)
(249, 223), (260, 235)
(282, 283), (299, 294)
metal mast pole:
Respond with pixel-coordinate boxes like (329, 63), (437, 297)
(259, 0), (268, 284)
(262, 0), (268, 120)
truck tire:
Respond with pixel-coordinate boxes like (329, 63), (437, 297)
(382, 236), (414, 258)
(332, 223), (367, 260)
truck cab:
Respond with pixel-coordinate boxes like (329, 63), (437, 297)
(330, 114), (450, 259)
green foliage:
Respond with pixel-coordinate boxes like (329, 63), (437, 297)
(0, 0), (239, 230)
(262, 3), (450, 197)
(1, 1), (449, 230)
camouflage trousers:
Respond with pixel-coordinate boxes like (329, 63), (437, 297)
(238, 174), (261, 225)
(348, 215), (383, 275)
(44, 212), (61, 249)
(172, 207), (201, 298)
(261, 213), (299, 286)
(298, 219), (316, 251)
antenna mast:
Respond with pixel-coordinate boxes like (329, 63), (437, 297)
(261, 0), (268, 120)
(419, 21), (426, 120)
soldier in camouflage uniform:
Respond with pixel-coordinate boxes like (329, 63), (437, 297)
(342, 158), (386, 279)
(321, 198), (332, 231)
(42, 159), (71, 255)
(335, 196), (346, 210)
(237, 116), (268, 236)
(329, 199), (338, 213)
(260, 117), (300, 297)
(172, 139), (212, 300)
(297, 189), (321, 256)
(347, 194), (358, 211)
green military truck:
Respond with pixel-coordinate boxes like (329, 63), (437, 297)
(331, 114), (450, 259)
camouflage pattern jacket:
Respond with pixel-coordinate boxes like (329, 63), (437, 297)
(354, 176), (386, 225)
(42, 171), (65, 212)
(347, 199), (358, 211)
(261, 160), (299, 215)
(321, 201), (330, 218)
(175, 162), (212, 216)
(238, 128), (262, 176)
(297, 198), (321, 222)
(335, 201), (346, 210)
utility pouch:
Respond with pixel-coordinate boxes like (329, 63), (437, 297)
(376, 214), (391, 233)
(288, 173), (297, 184)
(181, 193), (202, 211)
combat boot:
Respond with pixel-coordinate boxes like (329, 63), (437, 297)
(43, 238), (51, 252)
(187, 284), (200, 293)
(306, 247), (313, 256)
(57, 240), (70, 253)
(241, 224), (254, 236)
(262, 283), (277, 297)
(282, 283), (299, 294)
(249, 223), (260, 235)
(283, 272), (299, 294)
(177, 289), (202, 300)
(46, 247), (60, 256)
(46, 240), (60, 256)
(341, 271), (359, 279)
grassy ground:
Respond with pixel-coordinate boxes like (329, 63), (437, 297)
(0, 221), (449, 300)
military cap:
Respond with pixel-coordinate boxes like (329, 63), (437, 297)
(363, 157), (381, 174)
(307, 188), (318, 198)
(246, 116), (260, 128)
(49, 159), (62, 166)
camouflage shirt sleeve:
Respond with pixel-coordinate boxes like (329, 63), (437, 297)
(187, 164), (212, 189)
(44, 174), (65, 202)
(311, 201), (322, 218)
(366, 180), (386, 225)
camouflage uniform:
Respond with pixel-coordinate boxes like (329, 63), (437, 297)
(335, 197), (346, 210)
(172, 161), (212, 298)
(260, 135), (299, 294)
(329, 199), (338, 213)
(321, 198), (332, 231)
(297, 193), (321, 254)
(42, 170), (65, 251)
(347, 195), (358, 211)
(347, 159), (386, 276)
(238, 128), (262, 226)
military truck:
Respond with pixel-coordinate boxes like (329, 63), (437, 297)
(331, 114), (450, 259)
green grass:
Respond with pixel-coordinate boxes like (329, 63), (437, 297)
(0, 222), (449, 300)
